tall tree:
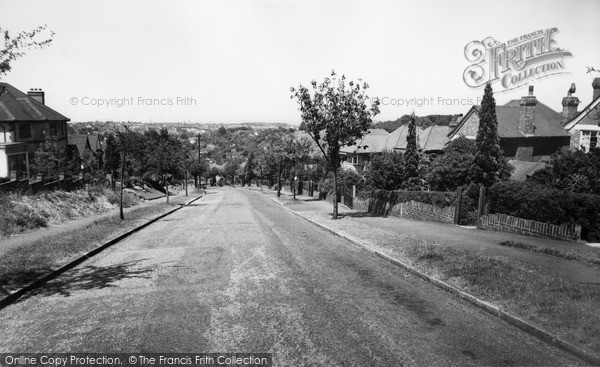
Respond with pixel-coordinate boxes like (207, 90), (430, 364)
(1, 25), (54, 78)
(144, 128), (183, 203)
(470, 83), (505, 187)
(404, 113), (419, 181)
(32, 135), (73, 181)
(103, 133), (120, 189)
(291, 71), (380, 219)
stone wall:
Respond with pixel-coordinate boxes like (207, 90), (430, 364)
(478, 213), (581, 241)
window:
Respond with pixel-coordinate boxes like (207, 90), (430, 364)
(49, 122), (58, 136)
(581, 131), (599, 151)
(18, 123), (31, 139)
(8, 153), (27, 173)
(352, 155), (359, 165)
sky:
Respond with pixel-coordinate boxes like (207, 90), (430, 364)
(1, 0), (599, 124)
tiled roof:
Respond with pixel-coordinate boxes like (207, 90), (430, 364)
(0, 82), (69, 122)
(418, 125), (450, 151)
(500, 100), (568, 137)
(385, 125), (409, 150)
(67, 134), (90, 157)
(340, 129), (390, 154)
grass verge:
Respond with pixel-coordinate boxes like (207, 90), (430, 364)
(0, 202), (174, 294)
(499, 240), (600, 268)
(0, 187), (139, 237)
(391, 239), (600, 353)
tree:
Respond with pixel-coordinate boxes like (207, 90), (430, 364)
(103, 133), (120, 189)
(144, 128), (184, 203)
(528, 148), (600, 194)
(402, 113), (427, 190)
(470, 83), (508, 187)
(426, 137), (476, 191)
(243, 152), (256, 186)
(299, 121), (307, 131)
(363, 151), (405, 191)
(223, 162), (239, 186)
(291, 71), (380, 219)
(32, 135), (73, 180)
(1, 25), (54, 78)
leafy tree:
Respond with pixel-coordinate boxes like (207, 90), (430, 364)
(470, 83), (508, 187)
(298, 121), (307, 131)
(528, 148), (600, 194)
(0, 25), (54, 78)
(363, 151), (405, 190)
(223, 162), (239, 186)
(243, 152), (256, 186)
(426, 137), (476, 191)
(32, 135), (73, 180)
(103, 133), (120, 189)
(291, 71), (380, 219)
(402, 113), (427, 190)
(143, 128), (184, 203)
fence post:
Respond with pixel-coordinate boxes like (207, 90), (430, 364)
(477, 185), (486, 219)
(453, 186), (462, 225)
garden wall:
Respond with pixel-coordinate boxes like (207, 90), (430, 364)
(478, 213), (582, 241)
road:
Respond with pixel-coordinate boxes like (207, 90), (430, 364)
(0, 188), (585, 366)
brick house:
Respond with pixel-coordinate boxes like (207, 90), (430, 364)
(449, 86), (570, 161)
(0, 83), (69, 179)
(562, 77), (600, 151)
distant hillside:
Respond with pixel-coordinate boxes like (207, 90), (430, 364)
(372, 114), (461, 132)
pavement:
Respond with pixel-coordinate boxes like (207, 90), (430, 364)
(0, 187), (586, 365)
(265, 188), (600, 285)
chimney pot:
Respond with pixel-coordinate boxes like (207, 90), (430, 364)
(529, 85), (534, 95)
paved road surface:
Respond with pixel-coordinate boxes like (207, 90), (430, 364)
(0, 188), (584, 366)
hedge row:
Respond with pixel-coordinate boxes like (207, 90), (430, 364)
(358, 189), (457, 208)
(488, 181), (600, 241)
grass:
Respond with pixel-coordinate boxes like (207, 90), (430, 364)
(499, 240), (600, 268)
(395, 240), (600, 353)
(0, 187), (139, 237)
(0, 202), (173, 294)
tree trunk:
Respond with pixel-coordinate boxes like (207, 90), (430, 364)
(119, 151), (125, 220)
(165, 176), (170, 204)
(292, 166), (296, 201)
(332, 169), (338, 219)
(277, 162), (282, 197)
(185, 171), (188, 196)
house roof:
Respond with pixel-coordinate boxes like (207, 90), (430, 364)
(0, 82), (69, 122)
(450, 100), (568, 139)
(418, 125), (450, 151)
(386, 125), (409, 150)
(340, 128), (390, 154)
(67, 134), (90, 157)
(87, 134), (103, 151)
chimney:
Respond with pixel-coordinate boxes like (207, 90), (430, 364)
(593, 78), (600, 102)
(27, 88), (45, 105)
(519, 85), (537, 135)
(561, 83), (580, 125)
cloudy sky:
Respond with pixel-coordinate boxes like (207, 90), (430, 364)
(1, 0), (599, 124)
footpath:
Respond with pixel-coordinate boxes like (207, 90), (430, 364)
(255, 187), (600, 285)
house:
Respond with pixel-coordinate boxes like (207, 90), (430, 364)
(340, 128), (389, 170)
(0, 83), (69, 179)
(562, 77), (600, 151)
(68, 133), (104, 169)
(449, 86), (570, 162)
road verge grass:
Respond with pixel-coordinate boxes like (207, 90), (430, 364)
(499, 240), (600, 268)
(0, 202), (174, 294)
(386, 239), (600, 353)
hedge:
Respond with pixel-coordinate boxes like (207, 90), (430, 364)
(488, 181), (600, 241)
(358, 189), (457, 208)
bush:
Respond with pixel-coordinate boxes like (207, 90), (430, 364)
(360, 188), (457, 215)
(489, 181), (600, 241)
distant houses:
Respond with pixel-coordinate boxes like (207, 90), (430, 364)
(0, 83), (69, 180)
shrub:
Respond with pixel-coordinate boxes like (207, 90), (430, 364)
(360, 188), (457, 215)
(489, 181), (600, 241)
